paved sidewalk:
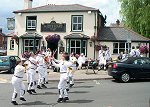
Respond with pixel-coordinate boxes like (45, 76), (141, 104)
(48, 69), (112, 81)
(0, 69), (112, 83)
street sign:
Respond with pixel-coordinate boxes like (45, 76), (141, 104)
(7, 18), (15, 30)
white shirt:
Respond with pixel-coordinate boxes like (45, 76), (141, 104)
(130, 49), (137, 57)
(52, 60), (72, 73)
(78, 56), (86, 64)
(29, 57), (37, 69)
(99, 50), (103, 58)
(136, 49), (140, 57)
(14, 65), (25, 78)
(70, 56), (77, 67)
(36, 54), (45, 66)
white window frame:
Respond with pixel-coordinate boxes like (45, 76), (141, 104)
(27, 20), (36, 30)
(24, 39), (39, 52)
(10, 40), (14, 50)
(70, 40), (81, 54)
(72, 16), (83, 31)
(113, 42), (131, 54)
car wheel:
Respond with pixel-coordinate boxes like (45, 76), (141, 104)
(120, 73), (130, 83)
(9, 68), (14, 74)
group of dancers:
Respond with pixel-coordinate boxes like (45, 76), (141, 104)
(11, 49), (78, 105)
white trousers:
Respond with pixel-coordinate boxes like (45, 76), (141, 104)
(43, 67), (48, 82)
(27, 69), (36, 90)
(11, 76), (25, 101)
(26, 69), (30, 84)
(37, 66), (45, 86)
(58, 73), (68, 98)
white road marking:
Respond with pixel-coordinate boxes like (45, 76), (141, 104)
(93, 80), (100, 85)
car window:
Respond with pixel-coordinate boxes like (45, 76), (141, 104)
(133, 59), (143, 65)
(9, 56), (15, 61)
(15, 56), (21, 62)
(0, 57), (9, 63)
(142, 59), (150, 65)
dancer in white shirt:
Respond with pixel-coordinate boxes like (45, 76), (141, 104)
(11, 58), (26, 105)
(51, 52), (72, 103)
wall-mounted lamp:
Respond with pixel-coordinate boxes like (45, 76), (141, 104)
(89, 41), (92, 47)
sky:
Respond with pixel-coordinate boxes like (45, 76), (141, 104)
(0, 0), (121, 34)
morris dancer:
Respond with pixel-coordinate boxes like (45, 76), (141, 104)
(11, 58), (26, 105)
(51, 52), (72, 103)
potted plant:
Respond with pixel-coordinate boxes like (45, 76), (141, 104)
(45, 34), (60, 42)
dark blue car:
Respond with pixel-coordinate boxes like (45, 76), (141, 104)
(108, 57), (150, 82)
(0, 56), (21, 74)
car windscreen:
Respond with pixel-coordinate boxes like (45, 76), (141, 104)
(0, 57), (9, 63)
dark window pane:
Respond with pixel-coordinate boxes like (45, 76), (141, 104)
(29, 40), (34, 46)
(119, 49), (125, 53)
(73, 17), (77, 23)
(76, 41), (81, 47)
(71, 48), (75, 53)
(76, 48), (80, 54)
(113, 43), (118, 48)
(78, 17), (82, 23)
(119, 43), (125, 48)
(73, 24), (78, 30)
(36, 40), (39, 46)
(78, 24), (82, 30)
(25, 40), (29, 46)
(113, 49), (118, 54)
(71, 41), (75, 47)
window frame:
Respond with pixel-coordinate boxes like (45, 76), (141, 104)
(26, 16), (37, 31)
(10, 40), (14, 50)
(113, 42), (131, 54)
(71, 15), (83, 32)
(24, 39), (40, 52)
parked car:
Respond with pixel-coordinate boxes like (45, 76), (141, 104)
(0, 56), (21, 74)
(108, 57), (150, 83)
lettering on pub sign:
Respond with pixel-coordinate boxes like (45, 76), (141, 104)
(41, 21), (66, 32)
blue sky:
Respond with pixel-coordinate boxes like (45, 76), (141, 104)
(0, 0), (121, 33)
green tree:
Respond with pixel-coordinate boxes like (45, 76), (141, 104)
(119, 0), (150, 38)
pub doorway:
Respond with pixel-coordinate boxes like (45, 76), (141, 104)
(47, 41), (58, 58)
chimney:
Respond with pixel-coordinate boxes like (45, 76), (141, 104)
(24, 0), (33, 9)
(0, 28), (2, 33)
(116, 19), (120, 27)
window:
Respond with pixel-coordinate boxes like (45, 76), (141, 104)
(72, 15), (83, 31)
(24, 39), (40, 52)
(113, 42), (131, 54)
(26, 16), (37, 31)
(69, 40), (87, 56)
(10, 40), (14, 50)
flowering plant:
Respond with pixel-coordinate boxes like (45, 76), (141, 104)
(90, 36), (97, 42)
(139, 45), (149, 54)
(45, 34), (60, 42)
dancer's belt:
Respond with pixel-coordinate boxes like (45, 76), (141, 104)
(14, 75), (23, 78)
(30, 68), (36, 70)
(60, 72), (67, 74)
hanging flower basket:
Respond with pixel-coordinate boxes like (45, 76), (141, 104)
(95, 45), (101, 51)
(45, 34), (60, 42)
(90, 36), (97, 42)
(11, 34), (19, 45)
(139, 45), (149, 54)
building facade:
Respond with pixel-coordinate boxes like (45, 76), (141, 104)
(7, 0), (105, 59)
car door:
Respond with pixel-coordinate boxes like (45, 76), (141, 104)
(131, 59), (144, 78)
(140, 58), (150, 78)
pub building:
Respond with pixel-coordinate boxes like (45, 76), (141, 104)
(7, 0), (150, 59)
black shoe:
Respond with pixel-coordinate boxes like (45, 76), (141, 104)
(27, 90), (33, 94)
(20, 97), (26, 101)
(31, 89), (37, 94)
(69, 84), (74, 88)
(57, 98), (63, 103)
(11, 101), (18, 105)
(42, 84), (47, 88)
(62, 98), (66, 102)
(37, 85), (42, 89)
(45, 81), (48, 84)
(64, 97), (69, 101)
(66, 88), (69, 92)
